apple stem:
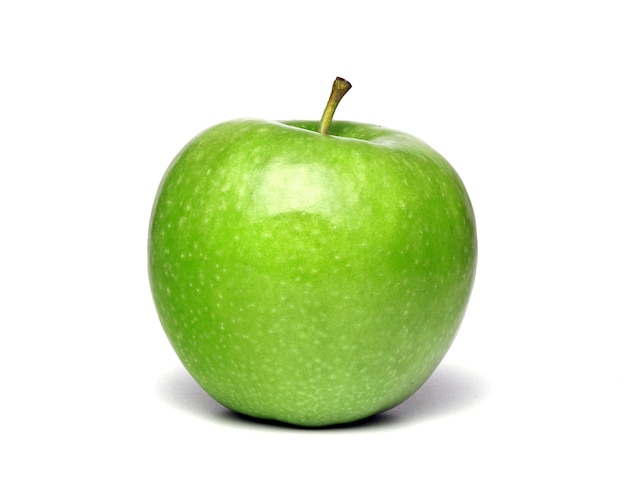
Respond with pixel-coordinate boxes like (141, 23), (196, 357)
(319, 77), (352, 135)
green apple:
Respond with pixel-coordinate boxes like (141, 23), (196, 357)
(148, 78), (477, 426)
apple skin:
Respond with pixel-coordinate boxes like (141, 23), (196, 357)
(148, 119), (477, 427)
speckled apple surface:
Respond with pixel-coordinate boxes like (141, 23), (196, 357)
(148, 119), (477, 426)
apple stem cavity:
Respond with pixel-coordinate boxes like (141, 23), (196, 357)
(319, 77), (352, 135)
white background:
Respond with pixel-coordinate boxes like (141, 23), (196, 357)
(2, 0), (624, 495)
